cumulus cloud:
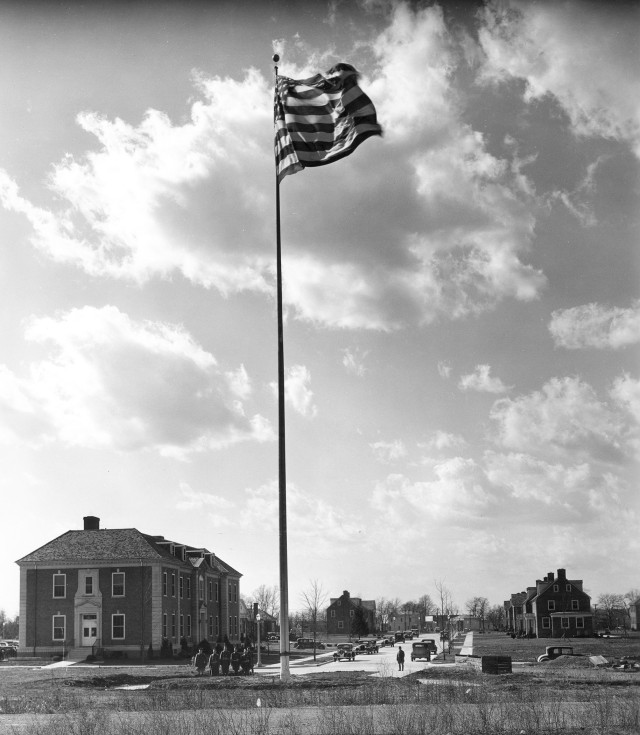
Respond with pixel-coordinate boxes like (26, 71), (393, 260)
(458, 364), (511, 393)
(419, 430), (467, 453)
(0, 2), (549, 332)
(279, 364), (318, 418)
(176, 482), (235, 512)
(342, 347), (368, 377)
(490, 376), (628, 463)
(371, 457), (493, 523)
(549, 301), (640, 350)
(0, 306), (273, 455)
(478, 0), (640, 156)
(370, 439), (407, 463)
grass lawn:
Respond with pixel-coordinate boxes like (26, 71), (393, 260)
(469, 631), (640, 662)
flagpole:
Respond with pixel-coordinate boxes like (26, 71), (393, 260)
(273, 52), (290, 682)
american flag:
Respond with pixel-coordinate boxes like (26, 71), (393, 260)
(274, 63), (382, 183)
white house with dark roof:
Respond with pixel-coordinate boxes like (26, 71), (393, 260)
(16, 516), (242, 659)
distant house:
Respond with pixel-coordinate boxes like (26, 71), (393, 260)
(326, 590), (375, 636)
(505, 568), (593, 638)
(16, 516), (242, 659)
(239, 599), (277, 642)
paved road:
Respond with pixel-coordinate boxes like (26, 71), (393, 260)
(257, 635), (454, 678)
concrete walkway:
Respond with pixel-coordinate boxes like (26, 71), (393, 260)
(459, 632), (474, 656)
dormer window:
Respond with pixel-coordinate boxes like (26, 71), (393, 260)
(553, 584), (559, 592)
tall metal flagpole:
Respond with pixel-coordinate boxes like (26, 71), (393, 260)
(273, 53), (290, 682)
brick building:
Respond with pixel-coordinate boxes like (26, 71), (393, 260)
(16, 516), (241, 659)
(504, 568), (593, 638)
(326, 590), (375, 636)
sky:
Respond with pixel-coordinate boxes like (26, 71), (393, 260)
(0, 0), (638, 620)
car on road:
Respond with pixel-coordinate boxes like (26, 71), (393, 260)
(267, 634), (279, 642)
(420, 639), (438, 655)
(354, 639), (379, 654)
(0, 641), (17, 659)
(403, 631), (414, 640)
(333, 643), (356, 661)
(537, 646), (582, 663)
(411, 641), (434, 661)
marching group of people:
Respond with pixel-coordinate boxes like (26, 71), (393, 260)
(193, 644), (255, 676)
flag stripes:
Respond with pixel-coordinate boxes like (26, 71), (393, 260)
(274, 63), (382, 182)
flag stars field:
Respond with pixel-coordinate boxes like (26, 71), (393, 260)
(0, 0), (638, 618)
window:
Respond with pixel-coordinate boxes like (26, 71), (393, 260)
(208, 580), (212, 601)
(180, 614), (184, 636)
(215, 582), (219, 602)
(179, 576), (183, 599)
(187, 578), (191, 599)
(112, 614), (125, 639)
(548, 600), (556, 611)
(561, 617), (570, 629)
(234, 584), (238, 603)
(553, 584), (559, 592)
(216, 615), (219, 635)
(234, 616), (238, 635)
(53, 574), (66, 598)
(337, 600), (341, 606)
(228, 586), (232, 603)
(331, 610), (336, 618)
(187, 615), (192, 637)
(112, 572), (125, 597)
(566, 584), (571, 592)
(52, 615), (66, 640)
(349, 610), (354, 618)
(171, 574), (176, 597)
(208, 616), (213, 637)
(338, 620), (344, 629)
(163, 572), (167, 596)
(571, 599), (579, 611)
(162, 614), (167, 638)
(542, 617), (551, 629)
(171, 613), (176, 638)
(576, 617), (584, 629)
(199, 578), (205, 601)
(229, 616), (232, 633)
(85, 576), (93, 595)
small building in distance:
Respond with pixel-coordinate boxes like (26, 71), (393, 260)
(504, 568), (593, 638)
(16, 516), (242, 659)
(326, 590), (376, 636)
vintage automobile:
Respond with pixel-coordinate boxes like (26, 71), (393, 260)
(354, 639), (379, 654)
(420, 639), (438, 655)
(0, 641), (17, 660)
(333, 643), (357, 661)
(410, 641), (434, 661)
(537, 646), (581, 663)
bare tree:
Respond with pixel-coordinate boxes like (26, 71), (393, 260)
(250, 584), (280, 619)
(486, 604), (506, 631)
(299, 580), (328, 660)
(435, 579), (455, 659)
(597, 593), (626, 631)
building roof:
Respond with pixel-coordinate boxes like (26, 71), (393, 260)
(16, 527), (241, 577)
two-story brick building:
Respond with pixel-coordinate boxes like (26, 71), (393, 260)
(16, 516), (242, 659)
(326, 590), (375, 636)
(504, 568), (593, 638)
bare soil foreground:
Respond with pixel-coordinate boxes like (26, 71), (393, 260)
(1, 634), (639, 734)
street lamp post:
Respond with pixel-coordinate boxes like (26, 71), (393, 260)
(256, 614), (262, 668)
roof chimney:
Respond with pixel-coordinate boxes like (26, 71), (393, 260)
(557, 568), (566, 580)
(83, 516), (100, 530)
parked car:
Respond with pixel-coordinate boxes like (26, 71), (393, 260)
(394, 631), (405, 642)
(333, 643), (356, 661)
(404, 631), (414, 640)
(411, 641), (433, 661)
(267, 634), (279, 642)
(354, 639), (379, 654)
(537, 646), (582, 663)
(0, 641), (17, 659)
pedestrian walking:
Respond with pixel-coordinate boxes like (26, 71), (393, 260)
(396, 646), (405, 671)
